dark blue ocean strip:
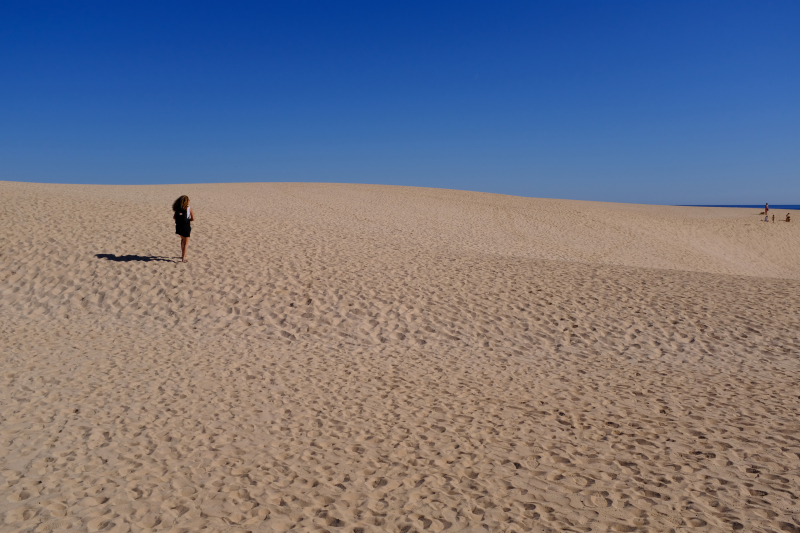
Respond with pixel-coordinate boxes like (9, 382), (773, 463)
(678, 205), (800, 210)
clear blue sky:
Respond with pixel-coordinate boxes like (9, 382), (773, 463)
(2, 1), (798, 204)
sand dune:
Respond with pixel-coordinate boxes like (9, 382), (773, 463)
(1, 180), (799, 533)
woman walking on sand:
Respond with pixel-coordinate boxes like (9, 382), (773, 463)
(172, 195), (195, 263)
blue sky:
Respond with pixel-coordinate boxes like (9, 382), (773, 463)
(1, 1), (798, 204)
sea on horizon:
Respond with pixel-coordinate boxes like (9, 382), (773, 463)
(680, 204), (800, 210)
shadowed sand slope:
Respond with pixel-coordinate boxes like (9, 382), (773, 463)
(1, 181), (799, 533)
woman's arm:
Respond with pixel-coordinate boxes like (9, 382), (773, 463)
(189, 208), (195, 221)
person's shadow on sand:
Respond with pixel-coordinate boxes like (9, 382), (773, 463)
(96, 254), (175, 263)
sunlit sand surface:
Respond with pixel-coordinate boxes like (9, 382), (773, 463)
(2, 181), (799, 532)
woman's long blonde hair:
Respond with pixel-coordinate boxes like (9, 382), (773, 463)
(172, 195), (190, 212)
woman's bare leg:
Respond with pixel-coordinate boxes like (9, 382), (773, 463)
(181, 237), (189, 262)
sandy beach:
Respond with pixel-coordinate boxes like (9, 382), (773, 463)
(1, 180), (799, 533)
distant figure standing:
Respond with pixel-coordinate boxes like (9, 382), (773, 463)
(172, 195), (195, 263)
(765, 203), (769, 216)
(787, 213), (792, 223)
(772, 214), (775, 223)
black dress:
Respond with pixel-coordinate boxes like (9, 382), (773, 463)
(175, 210), (191, 237)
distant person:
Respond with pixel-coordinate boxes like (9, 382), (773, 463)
(772, 214), (775, 223)
(765, 215), (769, 222)
(765, 203), (769, 216)
(172, 195), (195, 263)
(787, 213), (791, 223)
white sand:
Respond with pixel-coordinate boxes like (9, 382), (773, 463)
(1, 181), (799, 532)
